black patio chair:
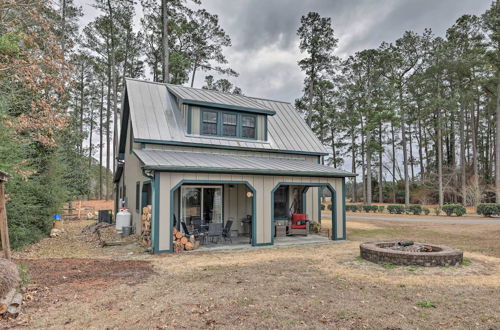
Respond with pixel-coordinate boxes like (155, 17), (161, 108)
(192, 218), (208, 233)
(206, 222), (223, 244)
(222, 220), (233, 243)
(181, 221), (205, 244)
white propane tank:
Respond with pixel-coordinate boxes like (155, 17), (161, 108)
(115, 208), (132, 231)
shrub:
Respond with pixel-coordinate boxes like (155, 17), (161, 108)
(407, 205), (422, 215)
(434, 208), (441, 216)
(378, 205), (385, 213)
(422, 207), (430, 215)
(320, 204), (325, 211)
(327, 204), (332, 211)
(346, 204), (360, 212)
(362, 205), (378, 213)
(387, 204), (405, 214)
(476, 203), (500, 217)
(442, 204), (466, 217)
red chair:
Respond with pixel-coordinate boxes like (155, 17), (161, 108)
(288, 213), (309, 236)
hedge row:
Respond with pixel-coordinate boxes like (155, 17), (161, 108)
(345, 204), (385, 213)
(386, 204), (430, 215)
(441, 204), (466, 216)
(476, 203), (500, 217)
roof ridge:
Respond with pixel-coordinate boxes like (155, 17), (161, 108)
(125, 77), (291, 105)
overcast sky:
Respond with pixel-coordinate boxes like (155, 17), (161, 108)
(76, 0), (491, 103)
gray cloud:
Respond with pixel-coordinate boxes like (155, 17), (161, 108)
(76, 0), (492, 102)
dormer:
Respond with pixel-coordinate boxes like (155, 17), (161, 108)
(166, 84), (275, 142)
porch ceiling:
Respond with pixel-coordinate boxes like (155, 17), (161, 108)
(134, 149), (356, 177)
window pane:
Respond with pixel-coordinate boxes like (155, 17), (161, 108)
(202, 122), (217, 135)
(222, 113), (237, 136)
(242, 115), (255, 127)
(223, 113), (237, 125)
(181, 187), (201, 227)
(242, 126), (255, 138)
(202, 111), (217, 123)
(274, 186), (288, 218)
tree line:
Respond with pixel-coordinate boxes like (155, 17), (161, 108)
(295, 2), (500, 207)
(0, 0), (240, 248)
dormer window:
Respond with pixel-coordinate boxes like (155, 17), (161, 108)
(199, 108), (258, 140)
(201, 111), (217, 135)
(241, 115), (256, 139)
(222, 113), (237, 137)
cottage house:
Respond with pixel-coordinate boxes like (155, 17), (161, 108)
(114, 78), (354, 253)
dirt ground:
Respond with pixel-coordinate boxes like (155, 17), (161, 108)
(3, 219), (500, 329)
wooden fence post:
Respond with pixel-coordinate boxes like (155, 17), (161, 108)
(0, 171), (11, 260)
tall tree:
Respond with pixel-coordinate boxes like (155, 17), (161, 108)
(296, 12), (338, 127)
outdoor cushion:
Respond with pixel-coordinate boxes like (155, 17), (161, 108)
(291, 224), (307, 229)
(291, 213), (306, 222)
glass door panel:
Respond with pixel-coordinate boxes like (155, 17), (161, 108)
(181, 187), (201, 226)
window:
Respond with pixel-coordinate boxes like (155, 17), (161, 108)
(180, 186), (223, 230)
(222, 113), (237, 137)
(201, 111), (217, 135)
(274, 186), (288, 219)
(135, 182), (140, 213)
(242, 115), (256, 139)
(200, 109), (259, 140)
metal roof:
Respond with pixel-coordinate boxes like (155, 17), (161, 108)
(134, 149), (356, 177)
(125, 78), (328, 155)
(167, 84), (275, 115)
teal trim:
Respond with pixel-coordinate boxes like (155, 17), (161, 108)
(342, 178), (346, 240)
(134, 138), (330, 157)
(135, 181), (141, 214)
(165, 180), (257, 253)
(318, 186), (323, 224)
(187, 105), (192, 134)
(253, 242), (273, 247)
(152, 173), (163, 253)
(142, 165), (355, 178)
(271, 182), (343, 243)
(264, 116), (268, 141)
(181, 99), (276, 116)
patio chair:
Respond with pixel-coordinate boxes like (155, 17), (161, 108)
(192, 217), (208, 233)
(222, 220), (233, 243)
(181, 221), (205, 244)
(206, 222), (223, 244)
(288, 213), (309, 236)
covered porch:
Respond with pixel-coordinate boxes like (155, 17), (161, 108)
(134, 148), (353, 253)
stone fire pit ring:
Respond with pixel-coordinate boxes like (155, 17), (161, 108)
(360, 241), (463, 267)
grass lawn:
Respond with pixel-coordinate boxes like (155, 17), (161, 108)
(5, 219), (500, 329)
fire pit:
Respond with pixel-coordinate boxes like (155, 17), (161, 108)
(360, 241), (463, 267)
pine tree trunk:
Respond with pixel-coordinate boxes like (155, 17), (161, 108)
(108, 0), (117, 202)
(88, 97), (94, 201)
(409, 124), (415, 181)
(79, 61), (85, 155)
(437, 110), (444, 208)
(366, 126), (372, 205)
(162, 0), (169, 83)
(391, 121), (396, 203)
(417, 118), (425, 181)
(351, 128), (357, 202)
(400, 87), (410, 206)
(379, 122), (383, 203)
(460, 102), (467, 205)
(99, 80), (104, 200)
(360, 118), (366, 203)
(472, 90), (480, 205)
(190, 61), (198, 87)
(496, 77), (500, 202)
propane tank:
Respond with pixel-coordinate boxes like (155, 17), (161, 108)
(115, 208), (132, 231)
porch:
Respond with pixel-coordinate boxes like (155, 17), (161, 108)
(194, 234), (332, 252)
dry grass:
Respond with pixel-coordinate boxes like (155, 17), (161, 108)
(4, 219), (500, 329)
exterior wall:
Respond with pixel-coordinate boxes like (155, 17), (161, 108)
(223, 184), (252, 234)
(120, 121), (150, 233)
(142, 143), (320, 163)
(154, 172), (345, 253)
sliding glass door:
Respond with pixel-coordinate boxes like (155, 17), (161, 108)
(181, 186), (223, 227)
